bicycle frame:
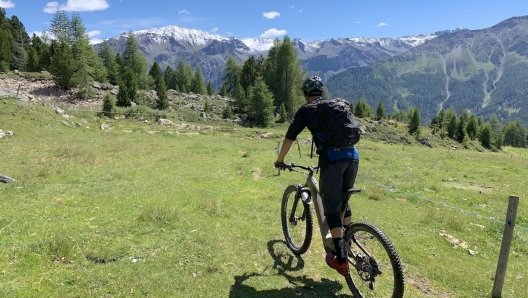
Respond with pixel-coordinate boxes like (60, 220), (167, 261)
(296, 167), (334, 252)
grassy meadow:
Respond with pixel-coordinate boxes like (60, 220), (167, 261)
(1, 98), (527, 297)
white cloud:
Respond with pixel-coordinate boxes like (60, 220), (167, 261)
(88, 30), (101, 38)
(263, 11), (280, 19)
(178, 9), (190, 14)
(210, 27), (219, 33)
(0, 0), (15, 8)
(377, 22), (388, 27)
(259, 28), (287, 39)
(43, 0), (109, 13)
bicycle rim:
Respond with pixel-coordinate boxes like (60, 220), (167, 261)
(281, 185), (313, 255)
(344, 222), (404, 298)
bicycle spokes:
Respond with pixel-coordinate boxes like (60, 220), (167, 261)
(344, 222), (405, 297)
(288, 196), (305, 226)
(281, 185), (313, 255)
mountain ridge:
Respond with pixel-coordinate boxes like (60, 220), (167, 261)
(103, 24), (453, 88)
(326, 15), (528, 126)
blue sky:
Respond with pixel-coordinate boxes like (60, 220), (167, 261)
(2, 0), (528, 43)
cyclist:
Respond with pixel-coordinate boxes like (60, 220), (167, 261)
(275, 76), (359, 275)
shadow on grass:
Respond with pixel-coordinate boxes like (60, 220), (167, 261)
(228, 239), (351, 297)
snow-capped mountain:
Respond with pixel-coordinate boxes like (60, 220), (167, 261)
(103, 25), (448, 89)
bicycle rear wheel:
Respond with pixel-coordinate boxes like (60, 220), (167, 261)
(281, 184), (313, 255)
(344, 222), (404, 298)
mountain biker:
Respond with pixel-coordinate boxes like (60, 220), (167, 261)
(275, 76), (359, 276)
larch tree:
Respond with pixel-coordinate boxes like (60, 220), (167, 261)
(122, 31), (150, 89)
(175, 58), (192, 93)
(98, 39), (119, 85)
(222, 55), (241, 95)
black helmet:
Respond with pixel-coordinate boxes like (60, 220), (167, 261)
(301, 76), (324, 96)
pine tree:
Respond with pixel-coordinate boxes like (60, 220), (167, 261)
(30, 33), (49, 71)
(456, 110), (469, 142)
(191, 65), (207, 95)
(488, 114), (502, 144)
(429, 109), (445, 133)
(234, 82), (246, 113)
(0, 8), (13, 71)
(278, 103), (287, 123)
(149, 62), (168, 109)
(408, 107), (421, 135)
(117, 67), (138, 107)
(446, 112), (458, 139)
(204, 99), (211, 117)
(355, 97), (373, 118)
(175, 58), (192, 93)
(9, 15), (30, 71)
(222, 55), (241, 95)
(219, 83), (227, 97)
(207, 82), (214, 95)
(49, 40), (76, 89)
(0, 28), (13, 71)
(264, 36), (304, 117)
(102, 92), (116, 117)
(98, 39), (119, 85)
(122, 31), (150, 89)
(37, 32), (53, 70)
(480, 123), (492, 148)
(222, 104), (233, 119)
(70, 13), (95, 97)
(241, 56), (258, 97)
(164, 65), (177, 90)
(376, 100), (385, 120)
(248, 76), (274, 127)
(466, 114), (478, 140)
(26, 47), (39, 72)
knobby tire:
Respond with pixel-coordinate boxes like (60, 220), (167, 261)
(281, 184), (313, 255)
(344, 222), (404, 298)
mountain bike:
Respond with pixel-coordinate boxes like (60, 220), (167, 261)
(279, 162), (404, 297)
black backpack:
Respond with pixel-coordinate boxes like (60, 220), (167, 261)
(317, 98), (361, 148)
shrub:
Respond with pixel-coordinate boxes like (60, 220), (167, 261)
(102, 92), (116, 117)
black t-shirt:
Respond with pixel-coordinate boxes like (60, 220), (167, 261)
(285, 99), (327, 160)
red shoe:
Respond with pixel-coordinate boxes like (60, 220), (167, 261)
(325, 253), (349, 276)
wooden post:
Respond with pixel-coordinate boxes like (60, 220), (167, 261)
(15, 83), (21, 99)
(492, 196), (519, 298)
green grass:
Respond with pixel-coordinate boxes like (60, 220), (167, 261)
(1, 98), (527, 297)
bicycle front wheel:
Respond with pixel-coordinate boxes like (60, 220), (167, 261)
(281, 184), (313, 255)
(344, 222), (404, 298)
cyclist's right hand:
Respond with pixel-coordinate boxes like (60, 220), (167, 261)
(274, 161), (290, 171)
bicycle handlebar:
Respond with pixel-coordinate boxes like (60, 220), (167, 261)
(280, 162), (319, 173)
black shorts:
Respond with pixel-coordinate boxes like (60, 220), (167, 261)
(319, 159), (359, 215)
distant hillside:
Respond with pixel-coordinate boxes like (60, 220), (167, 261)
(327, 16), (528, 126)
